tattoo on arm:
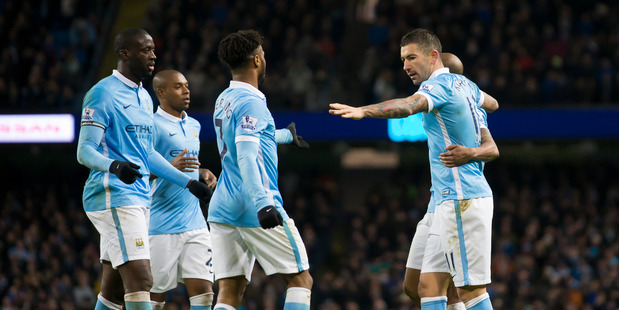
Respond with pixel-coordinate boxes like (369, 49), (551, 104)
(362, 96), (426, 119)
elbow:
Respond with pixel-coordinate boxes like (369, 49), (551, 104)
(76, 147), (86, 166)
(491, 148), (500, 161)
(487, 99), (499, 113)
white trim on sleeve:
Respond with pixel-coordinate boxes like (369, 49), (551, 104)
(414, 92), (434, 112)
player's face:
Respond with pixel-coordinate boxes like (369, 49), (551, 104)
(257, 46), (266, 84)
(127, 34), (156, 81)
(401, 43), (433, 85)
(163, 73), (190, 113)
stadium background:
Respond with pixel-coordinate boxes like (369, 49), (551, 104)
(1, 0), (618, 309)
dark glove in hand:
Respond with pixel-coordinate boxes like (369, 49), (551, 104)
(286, 122), (309, 148)
(257, 206), (283, 229)
(187, 179), (213, 203)
(109, 160), (142, 184)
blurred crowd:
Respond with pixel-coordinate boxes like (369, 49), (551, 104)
(2, 0), (619, 113)
(1, 157), (618, 309)
(0, 0), (109, 113)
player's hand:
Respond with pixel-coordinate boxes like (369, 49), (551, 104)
(439, 145), (474, 167)
(329, 103), (365, 120)
(257, 206), (283, 229)
(286, 122), (309, 148)
(109, 160), (143, 184)
(186, 179), (213, 202)
(200, 168), (218, 189)
(171, 148), (200, 172)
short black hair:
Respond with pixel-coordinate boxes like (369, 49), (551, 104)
(400, 28), (442, 54)
(218, 30), (264, 70)
(113, 28), (150, 54)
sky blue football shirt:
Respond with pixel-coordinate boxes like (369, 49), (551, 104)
(209, 81), (289, 227)
(149, 108), (207, 235)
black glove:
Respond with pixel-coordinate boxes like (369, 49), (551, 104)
(286, 122), (309, 148)
(257, 206), (283, 229)
(109, 160), (142, 184)
(187, 179), (213, 203)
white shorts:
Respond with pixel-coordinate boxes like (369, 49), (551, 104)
(209, 219), (310, 282)
(406, 212), (433, 269)
(435, 197), (493, 287)
(86, 205), (150, 269)
(149, 228), (214, 293)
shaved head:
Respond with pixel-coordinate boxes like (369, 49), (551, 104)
(441, 52), (464, 75)
(152, 70), (190, 116)
(153, 69), (182, 91)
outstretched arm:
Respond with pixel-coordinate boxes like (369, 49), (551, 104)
(439, 128), (499, 167)
(329, 94), (428, 119)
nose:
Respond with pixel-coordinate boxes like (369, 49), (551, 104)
(402, 60), (410, 71)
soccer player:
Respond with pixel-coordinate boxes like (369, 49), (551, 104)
(208, 29), (313, 310)
(403, 53), (500, 310)
(148, 69), (218, 310)
(76, 28), (212, 310)
(330, 28), (496, 310)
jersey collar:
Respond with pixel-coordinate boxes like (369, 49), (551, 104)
(428, 67), (450, 80)
(229, 81), (265, 99)
(113, 70), (142, 88)
(156, 107), (187, 122)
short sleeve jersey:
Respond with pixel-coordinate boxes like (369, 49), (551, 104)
(415, 68), (492, 205)
(80, 70), (155, 211)
(208, 81), (289, 227)
(149, 108), (207, 235)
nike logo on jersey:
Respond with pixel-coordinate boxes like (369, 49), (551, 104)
(123, 104), (131, 109)
(169, 132), (178, 136)
(266, 208), (271, 212)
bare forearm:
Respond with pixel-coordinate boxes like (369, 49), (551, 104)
(472, 145), (499, 162)
(362, 96), (425, 119)
(475, 129), (499, 162)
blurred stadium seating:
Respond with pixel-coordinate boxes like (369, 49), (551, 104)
(1, 0), (618, 309)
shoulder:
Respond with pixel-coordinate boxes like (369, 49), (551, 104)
(152, 112), (166, 124)
(86, 76), (125, 99)
(187, 116), (201, 128)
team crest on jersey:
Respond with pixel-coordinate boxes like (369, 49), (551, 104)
(420, 84), (435, 93)
(135, 237), (145, 249)
(241, 115), (258, 132)
(82, 107), (95, 120)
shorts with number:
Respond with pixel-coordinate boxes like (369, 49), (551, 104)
(435, 197), (493, 287)
(209, 219), (310, 281)
(406, 212), (433, 269)
(149, 228), (214, 293)
(86, 205), (150, 269)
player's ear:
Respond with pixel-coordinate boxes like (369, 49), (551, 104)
(156, 87), (165, 97)
(253, 54), (260, 68)
(431, 50), (439, 65)
(119, 49), (129, 60)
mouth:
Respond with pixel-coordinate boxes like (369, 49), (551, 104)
(148, 64), (155, 71)
(183, 97), (190, 103)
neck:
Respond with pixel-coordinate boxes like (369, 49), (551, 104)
(160, 104), (182, 118)
(117, 63), (141, 85)
(231, 71), (258, 89)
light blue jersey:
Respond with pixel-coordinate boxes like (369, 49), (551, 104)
(425, 106), (489, 214)
(416, 68), (492, 205)
(208, 81), (290, 227)
(149, 108), (207, 235)
(80, 70), (155, 211)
